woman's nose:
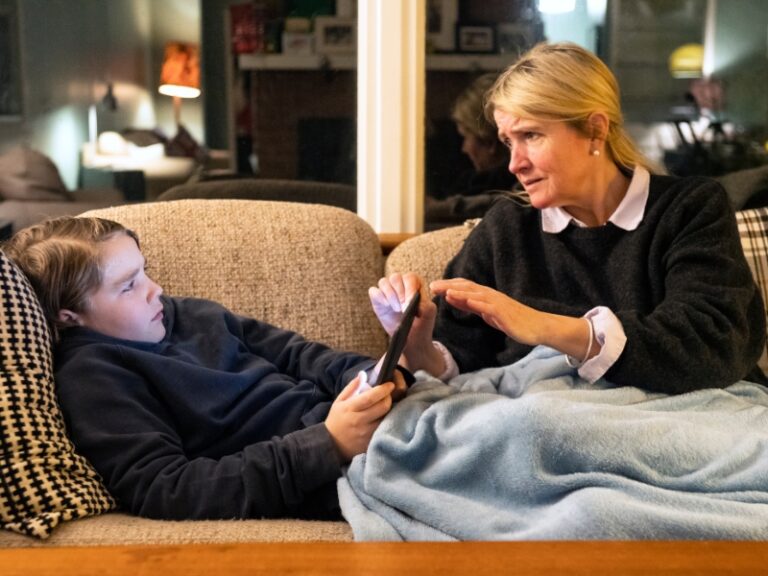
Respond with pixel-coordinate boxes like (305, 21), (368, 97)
(508, 145), (528, 174)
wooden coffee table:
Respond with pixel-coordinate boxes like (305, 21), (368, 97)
(2, 541), (767, 576)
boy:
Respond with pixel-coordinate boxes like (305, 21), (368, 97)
(4, 216), (407, 520)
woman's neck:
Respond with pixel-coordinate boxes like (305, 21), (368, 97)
(567, 163), (631, 227)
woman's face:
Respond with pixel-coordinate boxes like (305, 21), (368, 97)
(493, 110), (594, 210)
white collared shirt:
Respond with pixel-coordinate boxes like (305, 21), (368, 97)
(435, 167), (650, 383)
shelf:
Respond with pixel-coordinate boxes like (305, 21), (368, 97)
(239, 53), (356, 70)
(427, 54), (516, 71)
(238, 53), (515, 72)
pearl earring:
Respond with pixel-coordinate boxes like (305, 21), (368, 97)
(590, 149), (600, 157)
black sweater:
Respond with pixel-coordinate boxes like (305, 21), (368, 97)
(54, 296), (373, 520)
(435, 175), (766, 393)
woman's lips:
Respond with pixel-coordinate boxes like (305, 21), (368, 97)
(523, 178), (543, 189)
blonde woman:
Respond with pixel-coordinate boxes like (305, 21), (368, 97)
(373, 42), (765, 393)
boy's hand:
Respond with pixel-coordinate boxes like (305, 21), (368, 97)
(369, 272), (438, 371)
(369, 272), (424, 335)
(325, 375), (396, 462)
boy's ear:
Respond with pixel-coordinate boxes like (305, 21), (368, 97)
(57, 309), (83, 326)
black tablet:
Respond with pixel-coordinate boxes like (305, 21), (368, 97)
(374, 292), (421, 386)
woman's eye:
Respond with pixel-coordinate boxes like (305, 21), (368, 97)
(524, 132), (538, 140)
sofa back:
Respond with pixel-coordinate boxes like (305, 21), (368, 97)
(84, 199), (388, 357)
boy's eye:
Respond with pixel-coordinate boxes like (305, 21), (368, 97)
(122, 281), (135, 293)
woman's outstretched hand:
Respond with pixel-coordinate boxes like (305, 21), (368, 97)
(429, 278), (544, 346)
(430, 277), (594, 361)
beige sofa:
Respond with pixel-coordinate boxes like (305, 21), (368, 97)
(1, 197), (768, 558)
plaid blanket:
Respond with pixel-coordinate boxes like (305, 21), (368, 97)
(737, 207), (768, 373)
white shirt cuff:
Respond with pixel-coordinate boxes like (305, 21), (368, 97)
(576, 306), (626, 383)
(433, 340), (459, 382)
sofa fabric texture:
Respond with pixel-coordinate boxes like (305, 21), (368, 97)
(0, 252), (115, 539)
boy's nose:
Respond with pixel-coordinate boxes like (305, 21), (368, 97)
(149, 280), (163, 301)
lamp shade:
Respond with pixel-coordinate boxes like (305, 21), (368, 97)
(158, 42), (201, 99)
(669, 43), (704, 79)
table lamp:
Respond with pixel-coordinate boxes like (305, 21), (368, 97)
(158, 42), (201, 126)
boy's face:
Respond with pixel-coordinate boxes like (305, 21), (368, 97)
(69, 233), (166, 343)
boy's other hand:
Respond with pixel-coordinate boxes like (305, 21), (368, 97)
(326, 375), (395, 463)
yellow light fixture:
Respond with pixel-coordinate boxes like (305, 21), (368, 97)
(158, 42), (201, 125)
(669, 43), (704, 79)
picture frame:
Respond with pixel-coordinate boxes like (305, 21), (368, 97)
(496, 22), (534, 56)
(457, 25), (495, 54)
(427, 0), (459, 52)
(0, 0), (23, 119)
(314, 16), (356, 54)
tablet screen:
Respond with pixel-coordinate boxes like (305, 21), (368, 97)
(374, 292), (421, 385)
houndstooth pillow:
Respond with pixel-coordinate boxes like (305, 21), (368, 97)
(0, 250), (115, 539)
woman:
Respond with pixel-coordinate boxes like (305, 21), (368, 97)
(372, 42), (765, 394)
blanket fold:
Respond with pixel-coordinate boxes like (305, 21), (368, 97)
(338, 347), (768, 540)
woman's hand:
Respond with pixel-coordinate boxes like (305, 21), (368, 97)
(369, 273), (444, 375)
(430, 278), (545, 346)
(430, 278), (596, 360)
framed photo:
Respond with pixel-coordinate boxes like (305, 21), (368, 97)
(457, 25), (495, 54)
(282, 31), (314, 55)
(496, 23), (534, 55)
(0, 0), (23, 119)
(427, 0), (459, 52)
(314, 16), (356, 54)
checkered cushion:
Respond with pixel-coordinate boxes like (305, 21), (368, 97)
(0, 250), (115, 539)
(736, 208), (768, 375)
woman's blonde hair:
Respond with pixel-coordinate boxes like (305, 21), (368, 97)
(485, 42), (658, 173)
(3, 217), (139, 339)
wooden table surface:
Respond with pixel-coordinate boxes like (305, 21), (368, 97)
(3, 541), (768, 576)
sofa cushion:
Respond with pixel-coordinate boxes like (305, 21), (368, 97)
(0, 251), (115, 539)
(718, 166), (768, 211)
(735, 207), (768, 375)
(0, 147), (73, 202)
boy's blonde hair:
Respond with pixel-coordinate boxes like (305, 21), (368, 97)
(485, 42), (658, 173)
(3, 216), (139, 339)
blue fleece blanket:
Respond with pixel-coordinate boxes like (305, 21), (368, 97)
(337, 347), (768, 540)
